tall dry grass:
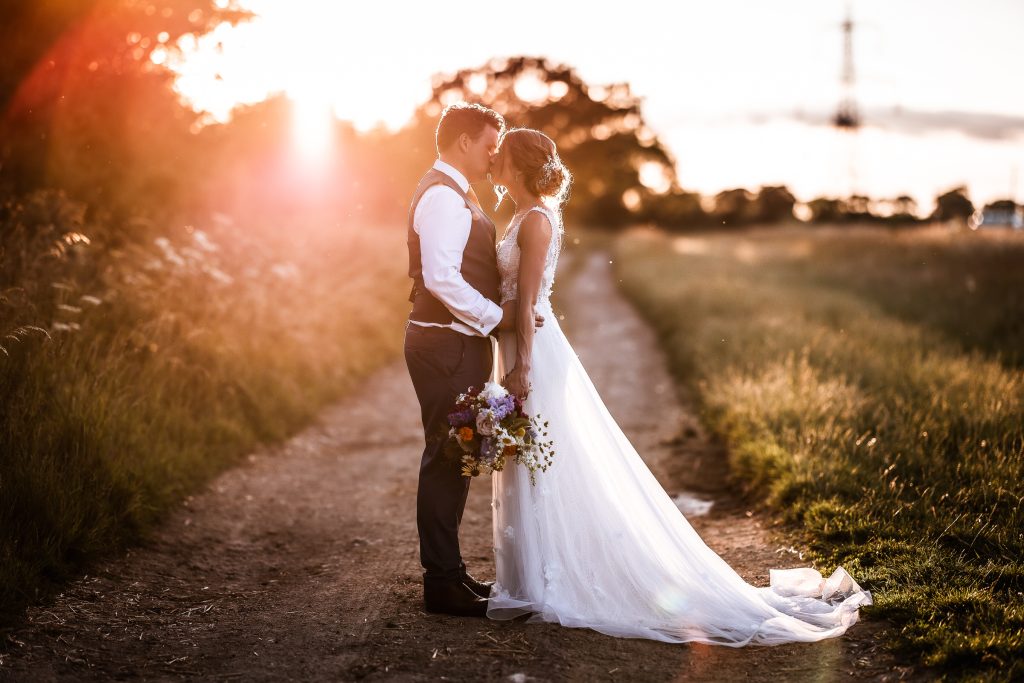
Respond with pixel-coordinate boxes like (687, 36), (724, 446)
(1, 190), (410, 619)
(614, 225), (1024, 680)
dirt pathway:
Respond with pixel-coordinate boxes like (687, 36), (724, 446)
(0, 249), (914, 682)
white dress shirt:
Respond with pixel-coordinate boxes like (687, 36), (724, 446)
(409, 159), (504, 337)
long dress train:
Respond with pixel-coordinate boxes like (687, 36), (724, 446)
(486, 205), (871, 646)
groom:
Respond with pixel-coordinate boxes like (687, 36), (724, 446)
(404, 102), (541, 617)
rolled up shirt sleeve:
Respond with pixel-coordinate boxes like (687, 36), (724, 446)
(414, 186), (504, 336)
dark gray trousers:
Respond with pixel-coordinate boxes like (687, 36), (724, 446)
(403, 321), (493, 580)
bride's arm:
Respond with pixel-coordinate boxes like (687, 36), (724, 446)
(504, 211), (552, 399)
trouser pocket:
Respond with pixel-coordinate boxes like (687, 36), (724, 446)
(405, 328), (465, 378)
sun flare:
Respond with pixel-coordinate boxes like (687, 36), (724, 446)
(164, 0), (418, 133)
(289, 87), (334, 163)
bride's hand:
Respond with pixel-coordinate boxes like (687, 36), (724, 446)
(503, 365), (532, 400)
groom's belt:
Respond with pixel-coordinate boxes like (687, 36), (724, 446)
(407, 319), (459, 331)
(407, 320), (495, 342)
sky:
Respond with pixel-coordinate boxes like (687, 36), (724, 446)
(166, 0), (1024, 210)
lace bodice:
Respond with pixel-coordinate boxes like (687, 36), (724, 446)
(496, 205), (564, 307)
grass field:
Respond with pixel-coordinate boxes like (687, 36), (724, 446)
(0, 199), (410, 621)
(613, 224), (1024, 680)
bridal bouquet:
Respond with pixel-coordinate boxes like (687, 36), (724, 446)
(444, 381), (554, 485)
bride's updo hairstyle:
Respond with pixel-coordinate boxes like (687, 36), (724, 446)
(501, 128), (572, 206)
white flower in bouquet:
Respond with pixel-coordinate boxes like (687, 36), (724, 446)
(477, 381), (507, 402)
(496, 427), (514, 447)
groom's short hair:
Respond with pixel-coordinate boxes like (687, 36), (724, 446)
(436, 103), (505, 153)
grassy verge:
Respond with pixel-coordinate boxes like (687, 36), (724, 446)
(1, 192), (410, 622)
(613, 224), (1024, 680)
(769, 224), (1024, 369)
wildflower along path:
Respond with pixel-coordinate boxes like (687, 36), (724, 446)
(0, 250), (911, 681)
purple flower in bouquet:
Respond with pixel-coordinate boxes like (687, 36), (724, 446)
(487, 394), (516, 420)
(447, 408), (474, 427)
(480, 437), (497, 465)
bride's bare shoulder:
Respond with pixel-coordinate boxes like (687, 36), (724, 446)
(516, 209), (553, 248)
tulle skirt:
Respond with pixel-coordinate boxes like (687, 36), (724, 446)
(487, 300), (872, 646)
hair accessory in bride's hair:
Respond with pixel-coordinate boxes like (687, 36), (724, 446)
(539, 157), (561, 188)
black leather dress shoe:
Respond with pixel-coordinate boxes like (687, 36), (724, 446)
(423, 578), (488, 617)
(461, 572), (494, 599)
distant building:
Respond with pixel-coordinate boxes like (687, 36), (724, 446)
(971, 201), (1023, 230)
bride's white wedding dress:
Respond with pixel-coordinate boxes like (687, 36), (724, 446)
(487, 204), (872, 646)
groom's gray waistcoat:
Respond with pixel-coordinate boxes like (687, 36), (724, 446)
(407, 168), (501, 325)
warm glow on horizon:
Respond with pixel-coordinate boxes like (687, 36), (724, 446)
(162, 0), (1024, 209)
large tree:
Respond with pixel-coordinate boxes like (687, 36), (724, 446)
(1, 0), (249, 110)
(405, 56), (679, 227)
(0, 0), (251, 221)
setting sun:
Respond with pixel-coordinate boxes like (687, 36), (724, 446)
(290, 87), (334, 163)
(165, 0), (423, 132)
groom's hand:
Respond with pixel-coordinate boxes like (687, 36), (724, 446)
(497, 300), (545, 331)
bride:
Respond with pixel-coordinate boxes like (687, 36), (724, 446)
(484, 127), (872, 646)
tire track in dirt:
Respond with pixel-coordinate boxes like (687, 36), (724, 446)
(0, 248), (916, 682)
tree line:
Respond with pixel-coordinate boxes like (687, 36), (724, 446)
(0, 1), (1009, 242)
